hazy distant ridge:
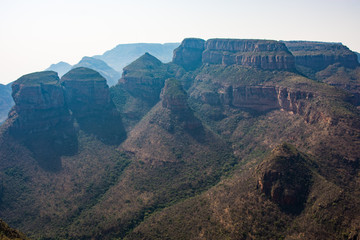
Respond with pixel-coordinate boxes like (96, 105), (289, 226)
(93, 42), (180, 72)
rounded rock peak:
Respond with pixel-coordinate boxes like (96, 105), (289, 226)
(14, 71), (60, 86)
(61, 67), (106, 82)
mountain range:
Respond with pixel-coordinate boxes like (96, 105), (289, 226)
(0, 42), (180, 128)
(0, 38), (360, 239)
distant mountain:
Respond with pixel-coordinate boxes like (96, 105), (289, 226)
(356, 52), (360, 63)
(45, 61), (72, 77)
(72, 57), (121, 86)
(93, 43), (179, 72)
(0, 83), (13, 124)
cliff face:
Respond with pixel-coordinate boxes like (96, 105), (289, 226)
(61, 67), (125, 145)
(173, 38), (295, 70)
(284, 41), (359, 71)
(7, 71), (77, 170)
(61, 67), (112, 118)
(121, 53), (170, 104)
(203, 39), (295, 70)
(194, 84), (315, 121)
(160, 78), (202, 131)
(172, 38), (205, 70)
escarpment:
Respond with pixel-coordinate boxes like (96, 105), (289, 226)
(284, 41), (359, 71)
(173, 38), (296, 70)
(192, 84), (316, 122)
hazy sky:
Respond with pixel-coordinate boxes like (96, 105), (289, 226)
(0, 0), (359, 84)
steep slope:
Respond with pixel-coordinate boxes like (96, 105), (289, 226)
(45, 61), (72, 77)
(0, 83), (13, 124)
(111, 53), (180, 130)
(50, 78), (236, 239)
(93, 42), (180, 72)
(72, 57), (121, 86)
(0, 219), (29, 240)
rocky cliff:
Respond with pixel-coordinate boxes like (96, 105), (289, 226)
(160, 78), (202, 131)
(7, 71), (77, 170)
(193, 84), (315, 121)
(172, 38), (205, 70)
(121, 53), (171, 104)
(61, 67), (125, 144)
(284, 41), (359, 71)
(173, 38), (296, 70)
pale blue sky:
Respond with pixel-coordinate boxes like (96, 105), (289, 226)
(0, 0), (359, 84)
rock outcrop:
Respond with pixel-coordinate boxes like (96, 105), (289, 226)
(121, 53), (170, 104)
(7, 71), (77, 170)
(172, 38), (205, 70)
(257, 143), (312, 213)
(284, 41), (360, 71)
(203, 39), (295, 70)
(195, 84), (314, 116)
(61, 67), (125, 144)
(173, 38), (296, 70)
(160, 78), (201, 131)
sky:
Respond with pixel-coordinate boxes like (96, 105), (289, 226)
(0, 0), (359, 84)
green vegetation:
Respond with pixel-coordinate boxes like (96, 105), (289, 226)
(1, 40), (360, 239)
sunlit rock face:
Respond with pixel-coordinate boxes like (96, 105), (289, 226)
(173, 38), (295, 70)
